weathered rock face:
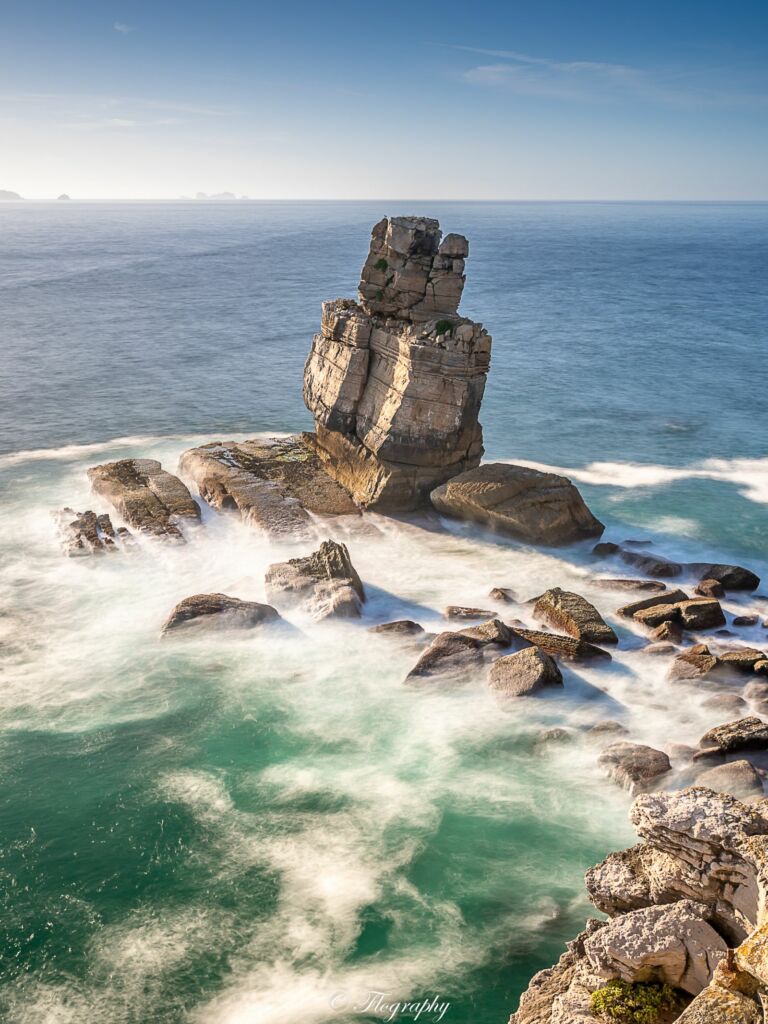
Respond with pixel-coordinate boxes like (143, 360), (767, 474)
(87, 459), (200, 540)
(431, 463), (604, 546)
(488, 646), (563, 698)
(161, 594), (281, 634)
(179, 436), (358, 538)
(598, 742), (672, 795)
(264, 540), (364, 621)
(303, 217), (491, 511)
(511, 787), (768, 1024)
(512, 627), (613, 664)
(532, 587), (618, 646)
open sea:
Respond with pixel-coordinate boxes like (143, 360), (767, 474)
(0, 200), (767, 1023)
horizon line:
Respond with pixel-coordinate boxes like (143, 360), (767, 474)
(3, 196), (768, 204)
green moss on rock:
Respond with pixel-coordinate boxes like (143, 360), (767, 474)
(591, 980), (681, 1023)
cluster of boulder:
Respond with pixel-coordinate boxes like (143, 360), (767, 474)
(511, 786), (768, 1024)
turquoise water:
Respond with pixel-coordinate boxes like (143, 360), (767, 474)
(1, 202), (767, 1023)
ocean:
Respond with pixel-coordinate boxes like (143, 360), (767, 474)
(0, 200), (766, 1023)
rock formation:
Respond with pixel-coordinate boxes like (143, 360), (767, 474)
(511, 787), (768, 1024)
(264, 539), (364, 620)
(54, 508), (133, 555)
(431, 463), (605, 546)
(161, 594), (281, 634)
(87, 458), (200, 539)
(532, 587), (618, 646)
(179, 436), (357, 538)
(302, 216), (492, 511)
(488, 646), (563, 698)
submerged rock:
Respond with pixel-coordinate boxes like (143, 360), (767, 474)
(303, 217), (491, 511)
(669, 643), (721, 681)
(619, 549), (683, 578)
(487, 646), (563, 698)
(532, 587), (618, 645)
(696, 578), (726, 599)
(598, 742), (672, 795)
(179, 436), (357, 538)
(431, 462), (604, 546)
(489, 586), (517, 603)
(594, 578), (668, 593)
(368, 620), (424, 637)
(161, 594), (281, 634)
(54, 508), (132, 555)
(696, 760), (764, 799)
(264, 540), (364, 620)
(87, 458), (200, 540)
(444, 605), (495, 620)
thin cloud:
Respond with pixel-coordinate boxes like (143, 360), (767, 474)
(445, 44), (768, 108)
(113, 22), (134, 34)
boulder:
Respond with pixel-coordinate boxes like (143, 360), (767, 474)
(701, 694), (748, 716)
(586, 721), (630, 745)
(583, 899), (727, 995)
(430, 463), (604, 546)
(404, 631), (484, 685)
(745, 681), (768, 702)
(696, 761), (763, 800)
(87, 458), (200, 539)
(54, 508), (132, 555)
(678, 599), (727, 631)
(513, 627), (613, 663)
(161, 594), (281, 634)
(598, 742), (672, 795)
(532, 587), (618, 645)
(642, 641), (679, 656)
(691, 564), (761, 592)
(733, 615), (760, 627)
(651, 620), (683, 644)
(444, 605), (495, 620)
(264, 540), (364, 621)
(696, 579), (726, 599)
(720, 649), (767, 672)
(487, 646), (563, 697)
(303, 217), (492, 511)
(489, 586), (516, 603)
(459, 618), (513, 646)
(696, 718), (768, 759)
(179, 436), (358, 538)
(368, 620), (424, 637)
(669, 644), (721, 681)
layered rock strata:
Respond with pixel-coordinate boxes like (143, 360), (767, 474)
(179, 435), (358, 538)
(510, 787), (768, 1024)
(303, 216), (492, 511)
(54, 508), (133, 555)
(87, 458), (200, 540)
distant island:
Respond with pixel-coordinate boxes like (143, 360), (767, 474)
(57, 193), (71, 201)
(0, 189), (22, 200)
(193, 192), (250, 200)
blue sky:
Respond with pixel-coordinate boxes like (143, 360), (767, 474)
(1, 0), (767, 198)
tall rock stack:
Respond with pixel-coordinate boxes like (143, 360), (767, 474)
(303, 216), (492, 512)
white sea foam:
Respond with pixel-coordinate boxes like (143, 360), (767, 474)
(505, 455), (768, 507)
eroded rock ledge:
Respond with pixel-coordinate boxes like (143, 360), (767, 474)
(510, 787), (768, 1024)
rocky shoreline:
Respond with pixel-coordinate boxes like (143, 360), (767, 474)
(51, 217), (768, 1023)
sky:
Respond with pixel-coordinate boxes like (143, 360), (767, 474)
(1, 0), (767, 199)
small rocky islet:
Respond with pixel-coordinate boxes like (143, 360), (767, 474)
(54, 216), (767, 1023)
